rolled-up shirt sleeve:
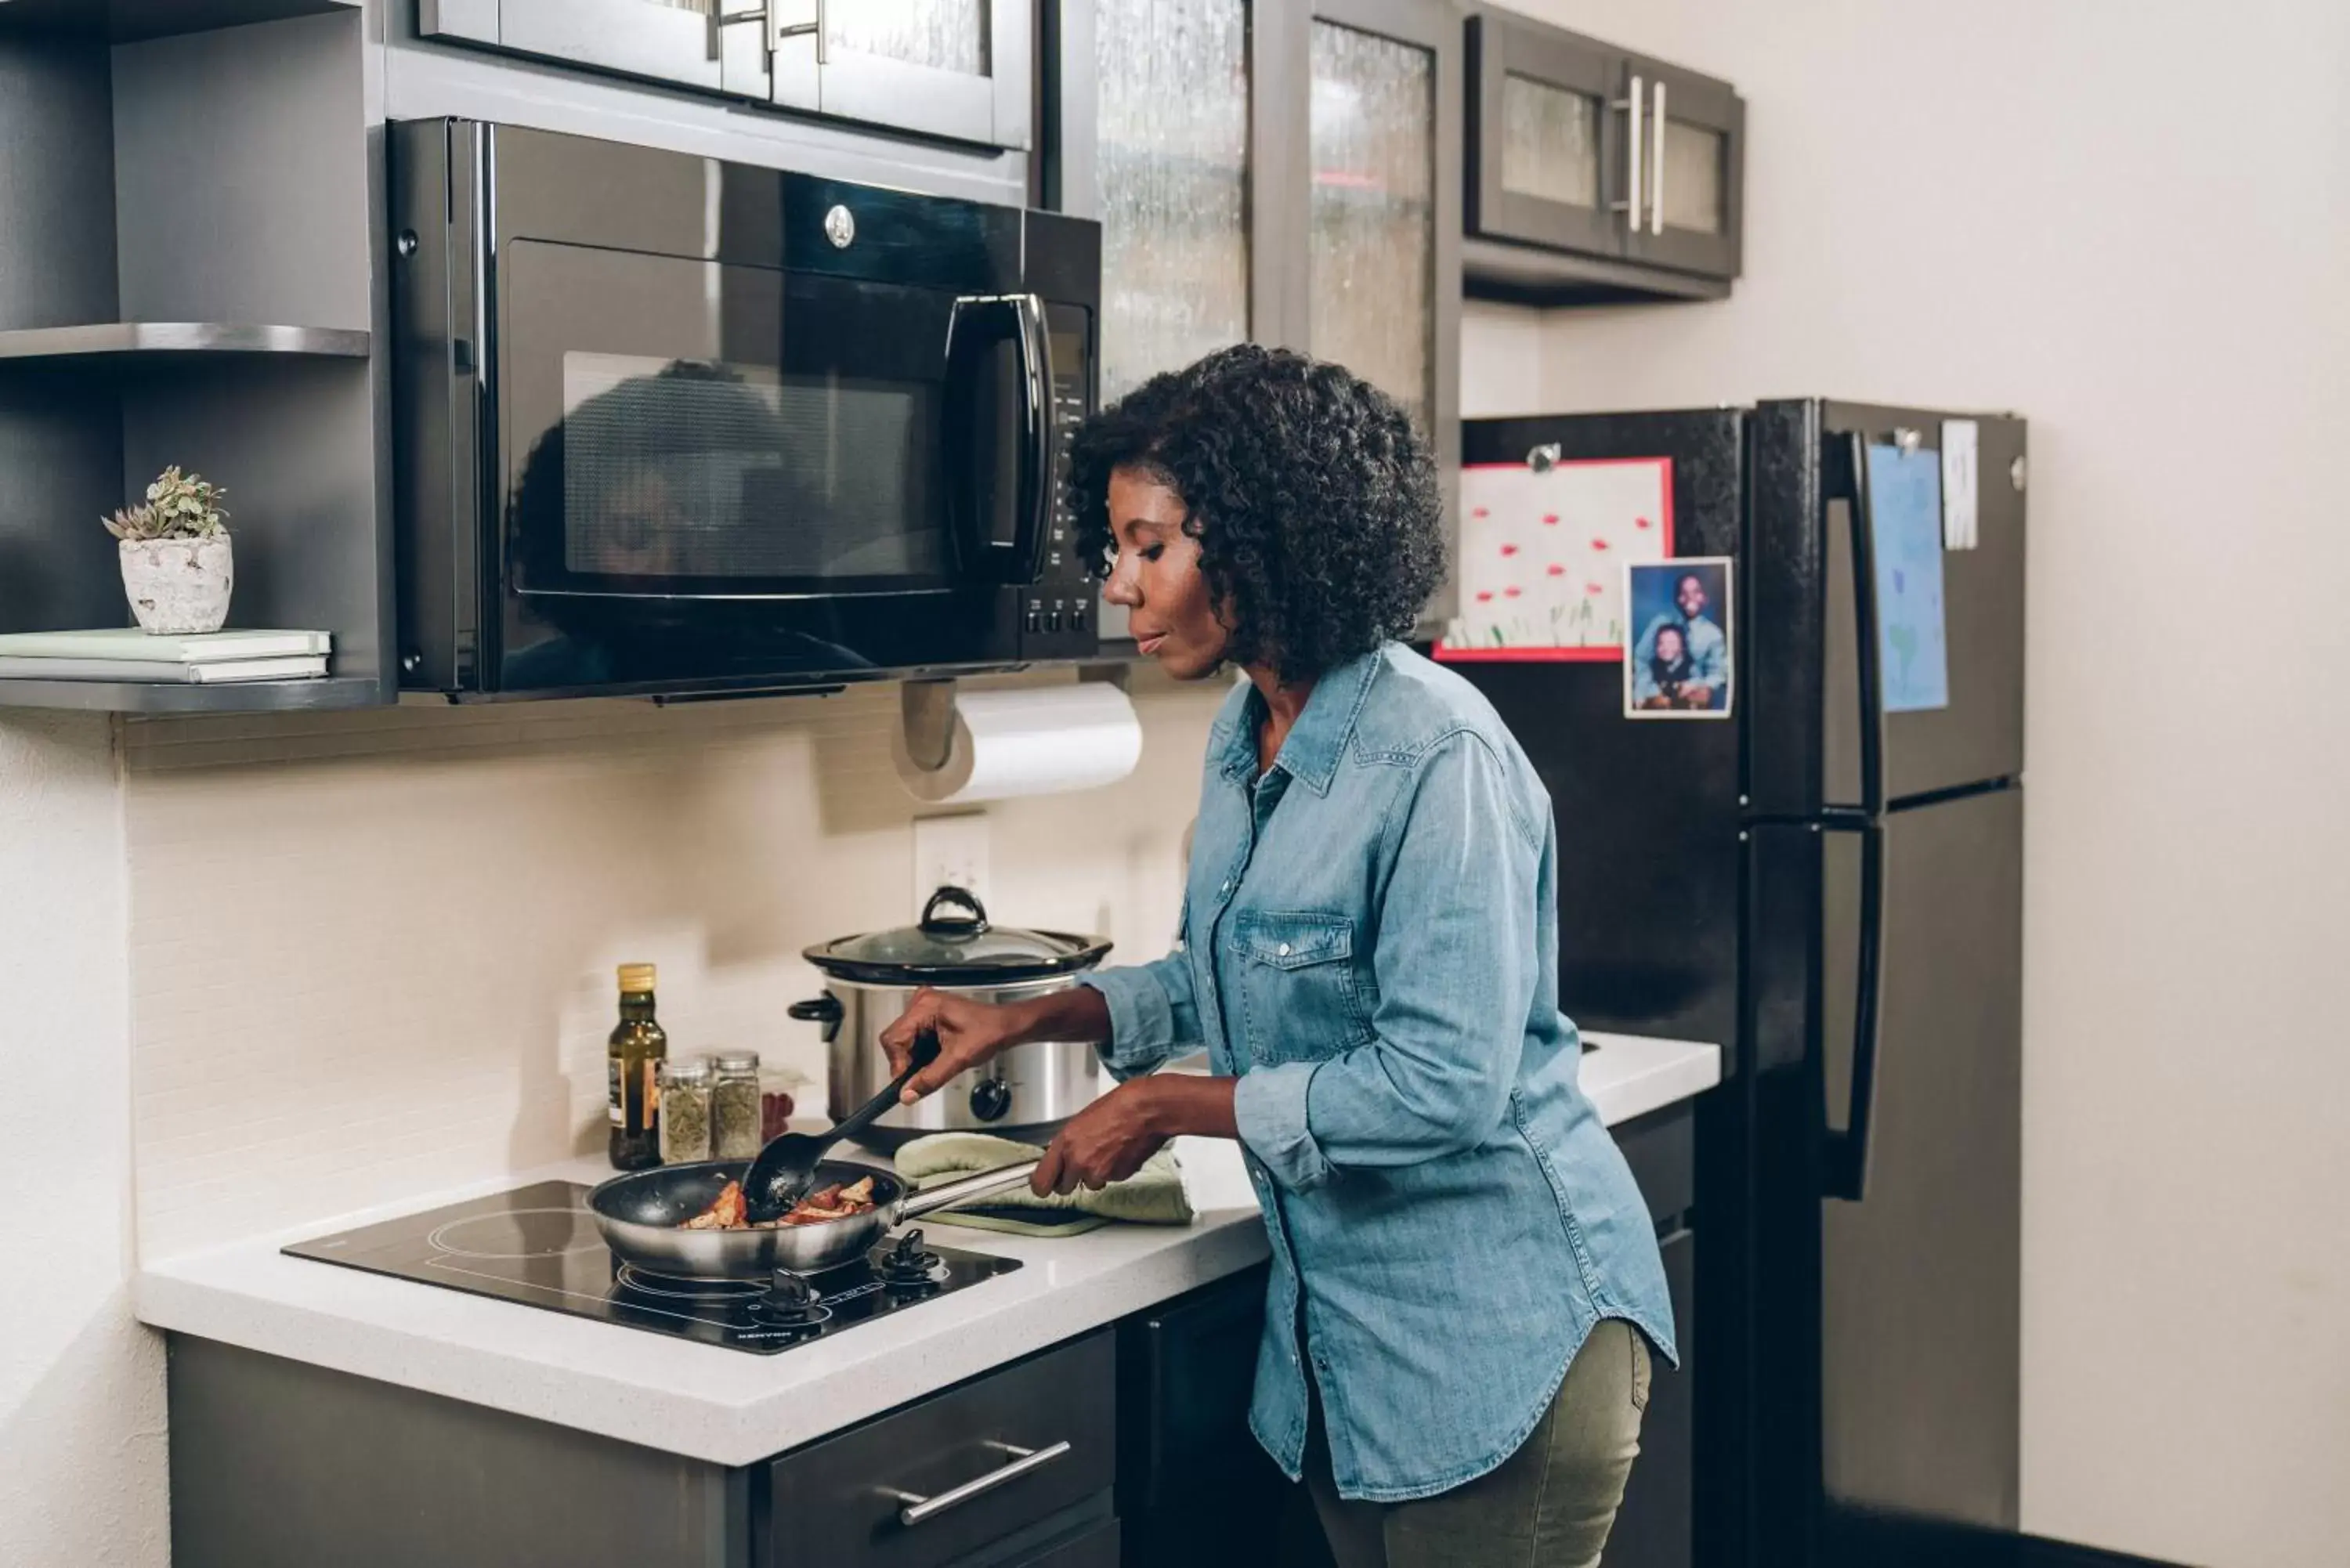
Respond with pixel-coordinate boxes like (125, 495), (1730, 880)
(1083, 948), (1202, 1081)
(1235, 732), (1540, 1191)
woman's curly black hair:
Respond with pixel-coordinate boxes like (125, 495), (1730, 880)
(1066, 344), (1446, 683)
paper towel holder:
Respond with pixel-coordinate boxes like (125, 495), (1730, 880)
(899, 668), (1133, 776)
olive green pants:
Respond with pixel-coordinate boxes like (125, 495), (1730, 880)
(1304, 1318), (1652, 1568)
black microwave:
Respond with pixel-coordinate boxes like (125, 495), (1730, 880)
(389, 119), (1100, 699)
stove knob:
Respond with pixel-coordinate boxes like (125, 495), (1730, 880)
(969, 1076), (1013, 1123)
(887, 1230), (927, 1268)
(769, 1271), (816, 1307)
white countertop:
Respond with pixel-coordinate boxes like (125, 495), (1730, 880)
(134, 1031), (1719, 1468)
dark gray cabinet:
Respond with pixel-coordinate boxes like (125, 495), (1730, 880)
(765, 1331), (1116, 1566)
(1607, 1227), (1695, 1568)
(1606, 1102), (1698, 1568)
(168, 1329), (1116, 1568)
(1464, 7), (1743, 305)
(1049, 0), (1464, 641)
(420, 0), (1034, 150)
(1118, 1264), (1303, 1568)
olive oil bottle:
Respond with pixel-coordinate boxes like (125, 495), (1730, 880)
(607, 963), (667, 1171)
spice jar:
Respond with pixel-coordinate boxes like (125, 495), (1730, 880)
(657, 1057), (714, 1165)
(710, 1050), (763, 1160)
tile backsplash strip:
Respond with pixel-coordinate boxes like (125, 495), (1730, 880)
(123, 671), (1224, 1263)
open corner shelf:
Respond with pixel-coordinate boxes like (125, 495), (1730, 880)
(0, 675), (386, 715)
(0, 322), (371, 366)
(0, 0), (361, 45)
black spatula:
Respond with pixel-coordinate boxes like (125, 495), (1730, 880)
(743, 1030), (939, 1223)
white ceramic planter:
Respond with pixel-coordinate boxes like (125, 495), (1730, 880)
(120, 535), (234, 635)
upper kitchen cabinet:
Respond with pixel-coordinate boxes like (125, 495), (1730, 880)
(1293, 0), (1463, 625)
(1050, 0), (1461, 426)
(1049, 0), (1257, 403)
(420, 0), (1034, 150)
(1463, 7), (1743, 305)
(0, 2), (389, 714)
(1051, 0), (1463, 635)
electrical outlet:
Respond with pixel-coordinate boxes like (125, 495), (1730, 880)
(912, 813), (991, 916)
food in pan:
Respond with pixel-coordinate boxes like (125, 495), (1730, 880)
(679, 1176), (877, 1231)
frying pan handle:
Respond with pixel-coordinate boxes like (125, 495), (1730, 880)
(898, 1159), (1043, 1221)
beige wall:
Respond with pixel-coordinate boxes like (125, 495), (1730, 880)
(1484, 2), (2350, 1564)
(0, 714), (166, 1568)
(121, 674), (1223, 1260)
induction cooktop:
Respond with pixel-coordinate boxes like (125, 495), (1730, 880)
(284, 1181), (1021, 1355)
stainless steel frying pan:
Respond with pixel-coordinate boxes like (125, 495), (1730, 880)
(587, 1157), (1040, 1278)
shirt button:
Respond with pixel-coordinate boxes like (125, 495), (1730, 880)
(1220, 880), (1231, 893)
(1277, 942), (1291, 956)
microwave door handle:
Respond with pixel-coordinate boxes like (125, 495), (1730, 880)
(1009, 292), (1054, 586)
(944, 294), (1053, 586)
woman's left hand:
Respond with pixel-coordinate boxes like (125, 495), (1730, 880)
(1033, 1080), (1168, 1195)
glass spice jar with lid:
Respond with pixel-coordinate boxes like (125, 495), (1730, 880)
(710, 1050), (763, 1160)
(657, 1057), (714, 1165)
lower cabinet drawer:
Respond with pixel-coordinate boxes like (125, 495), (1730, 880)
(1018, 1514), (1120, 1567)
(764, 1330), (1116, 1568)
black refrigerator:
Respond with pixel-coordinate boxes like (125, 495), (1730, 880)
(1448, 400), (2026, 1568)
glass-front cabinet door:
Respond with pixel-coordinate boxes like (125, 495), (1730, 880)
(768, 0), (1033, 149)
(1085, 0), (1253, 403)
(1464, 10), (1622, 258)
(429, 0), (731, 93)
(1298, 0), (1461, 624)
(1050, 0), (1265, 640)
(419, 0), (1033, 152)
(1622, 54), (1743, 280)
(1461, 9), (1745, 285)
(1306, 11), (1437, 433)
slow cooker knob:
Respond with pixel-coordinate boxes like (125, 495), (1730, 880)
(969, 1077), (1013, 1122)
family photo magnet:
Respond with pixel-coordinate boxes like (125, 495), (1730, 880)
(1623, 558), (1734, 720)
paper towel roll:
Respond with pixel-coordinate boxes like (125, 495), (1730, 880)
(892, 683), (1144, 804)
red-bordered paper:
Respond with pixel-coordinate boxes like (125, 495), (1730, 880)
(1435, 456), (1676, 663)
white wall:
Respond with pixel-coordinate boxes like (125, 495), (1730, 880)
(0, 714), (166, 1568)
(122, 675), (1223, 1259)
(1480, 3), (2350, 1565)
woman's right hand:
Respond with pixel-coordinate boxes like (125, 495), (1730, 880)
(879, 988), (1032, 1104)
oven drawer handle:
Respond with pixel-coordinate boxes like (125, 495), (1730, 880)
(890, 1439), (1072, 1527)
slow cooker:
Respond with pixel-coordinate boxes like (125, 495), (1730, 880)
(790, 887), (1115, 1150)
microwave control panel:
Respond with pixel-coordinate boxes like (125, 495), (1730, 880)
(1021, 305), (1101, 659)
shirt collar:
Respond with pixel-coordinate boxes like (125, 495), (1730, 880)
(1214, 645), (1387, 795)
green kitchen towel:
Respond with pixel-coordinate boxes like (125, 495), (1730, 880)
(895, 1132), (1195, 1237)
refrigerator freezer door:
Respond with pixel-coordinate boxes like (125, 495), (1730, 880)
(1748, 402), (2026, 815)
(1450, 410), (1744, 1051)
(1818, 784), (2023, 1541)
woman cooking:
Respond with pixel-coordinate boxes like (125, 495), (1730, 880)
(879, 345), (1674, 1568)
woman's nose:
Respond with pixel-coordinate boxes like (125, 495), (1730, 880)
(1102, 561), (1141, 609)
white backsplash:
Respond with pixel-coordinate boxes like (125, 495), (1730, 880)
(123, 671), (1224, 1262)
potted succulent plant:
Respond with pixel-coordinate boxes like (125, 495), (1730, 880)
(104, 467), (233, 635)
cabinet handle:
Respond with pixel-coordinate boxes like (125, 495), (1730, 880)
(765, 0), (824, 63)
(1650, 79), (1668, 235)
(1612, 74), (1643, 233)
(889, 1440), (1072, 1527)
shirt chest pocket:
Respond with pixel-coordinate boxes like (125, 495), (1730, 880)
(1231, 911), (1374, 1067)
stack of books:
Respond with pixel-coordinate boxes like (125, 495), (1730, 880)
(0, 628), (333, 684)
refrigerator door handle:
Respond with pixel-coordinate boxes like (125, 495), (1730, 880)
(1842, 431), (1889, 816)
(1824, 819), (1885, 1201)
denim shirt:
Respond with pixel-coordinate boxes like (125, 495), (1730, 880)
(1085, 645), (1676, 1503)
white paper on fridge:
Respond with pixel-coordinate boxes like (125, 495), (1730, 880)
(1436, 457), (1675, 662)
(1940, 419), (1979, 551)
